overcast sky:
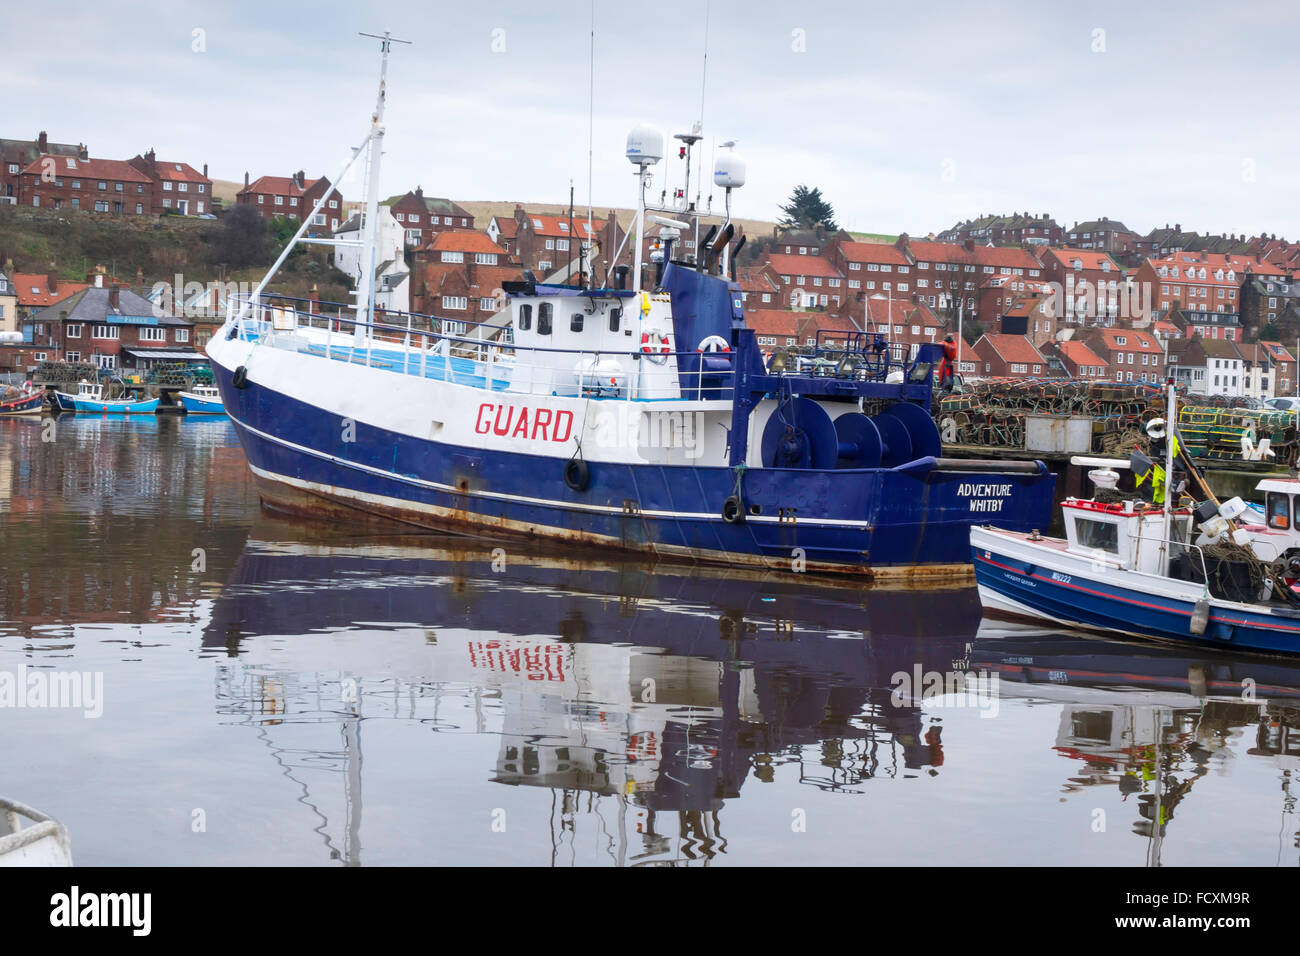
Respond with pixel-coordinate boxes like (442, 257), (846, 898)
(6, 0), (1298, 239)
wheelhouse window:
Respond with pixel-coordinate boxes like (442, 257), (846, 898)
(1074, 517), (1118, 553)
(1268, 492), (1293, 530)
(537, 302), (553, 335)
(570, 312), (584, 333)
(608, 307), (621, 333)
(517, 303), (532, 331)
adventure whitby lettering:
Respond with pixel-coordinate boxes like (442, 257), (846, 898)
(958, 482), (1013, 513)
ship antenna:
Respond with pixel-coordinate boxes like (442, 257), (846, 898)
(694, 0), (710, 258)
(354, 31), (410, 347)
(586, 0), (595, 281)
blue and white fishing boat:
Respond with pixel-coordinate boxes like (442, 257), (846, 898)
(177, 384), (226, 415)
(52, 380), (159, 414)
(203, 35), (1054, 579)
(0, 383), (44, 417)
(973, 381), (1300, 655)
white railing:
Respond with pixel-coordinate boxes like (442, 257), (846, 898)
(223, 293), (737, 402)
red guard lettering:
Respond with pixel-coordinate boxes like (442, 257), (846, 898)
(532, 408), (553, 441)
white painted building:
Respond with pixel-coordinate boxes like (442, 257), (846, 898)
(332, 207), (409, 313)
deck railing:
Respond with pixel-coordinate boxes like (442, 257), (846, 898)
(225, 293), (739, 402)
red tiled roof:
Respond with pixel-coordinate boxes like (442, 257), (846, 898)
(865, 295), (941, 328)
(903, 239), (1040, 271)
(1042, 247), (1121, 272)
(1097, 328), (1161, 353)
(978, 333), (1045, 366)
(240, 175), (321, 197)
(743, 309), (803, 336)
(11, 273), (88, 308)
(23, 154), (149, 183)
(1261, 340), (1296, 363)
(837, 241), (909, 265)
(428, 229), (507, 256)
(492, 216), (519, 239)
(1001, 295), (1052, 318)
(151, 161), (208, 183)
(763, 254), (842, 279)
(1148, 251), (1287, 280)
(1055, 340), (1108, 369)
(522, 213), (597, 239)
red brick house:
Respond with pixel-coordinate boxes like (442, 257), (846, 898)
(237, 171), (343, 228)
(1, 132), (86, 201)
(20, 155), (152, 214)
(1135, 250), (1286, 329)
(1037, 247), (1125, 326)
(411, 229), (522, 323)
(866, 295), (946, 359)
(11, 272), (89, 322)
(1047, 339), (1110, 380)
(128, 150), (212, 216)
(968, 333), (1049, 379)
(758, 253), (845, 311)
(513, 209), (601, 275)
(737, 268), (780, 309)
(486, 215), (519, 255)
(30, 284), (195, 371)
(1084, 327), (1165, 384)
(940, 212), (1061, 247)
(384, 189), (474, 248)
(1259, 341), (1297, 396)
(894, 236), (1043, 321)
(1063, 218), (1138, 256)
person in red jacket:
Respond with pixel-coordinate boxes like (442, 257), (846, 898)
(939, 333), (958, 390)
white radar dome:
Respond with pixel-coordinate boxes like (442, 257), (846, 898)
(713, 145), (746, 188)
(626, 124), (664, 166)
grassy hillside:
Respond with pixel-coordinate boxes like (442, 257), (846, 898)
(0, 205), (351, 304)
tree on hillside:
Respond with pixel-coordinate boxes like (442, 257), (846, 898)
(778, 185), (838, 232)
(209, 204), (269, 270)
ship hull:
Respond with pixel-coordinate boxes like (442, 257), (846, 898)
(0, 390), (44, 416)
(972, 525), (1300, 656)
(208, 344), (1055, 578)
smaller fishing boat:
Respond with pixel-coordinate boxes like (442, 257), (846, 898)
(972, 379), (1300, 657)
(0, 382), (44, 416)
(177, 384), (226, 415)
(0, 796), (73, 866)
(53, 380), (160, 414)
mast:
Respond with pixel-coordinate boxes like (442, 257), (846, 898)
(353, 32), (405, 346)
(1161, 376), (1176, 572)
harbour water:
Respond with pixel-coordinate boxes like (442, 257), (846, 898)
(3, 415), (1300, 866)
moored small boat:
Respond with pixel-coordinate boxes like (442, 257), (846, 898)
(0, 383), (44, 417)
(0, 796), (73, 867)
(53, 380), (160, 414)
(973, 381), (1300, 657)
(177, 384), (226, 414)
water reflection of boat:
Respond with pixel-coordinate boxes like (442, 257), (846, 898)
(973, 620), (1300, 864)
(206, 535), (981, 863)
(204, 535), (1300, 864)
(0, 797), (73, 866)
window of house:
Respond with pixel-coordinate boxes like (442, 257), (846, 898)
(175, 329), (189, 343)
(92, 325), (119, 339)
(441, 296), (467, 310)
(441, 251), (464, 264)
(66, 324), (82, 338)
(163, 181), (173, 191)
(140, 327), (165, 342)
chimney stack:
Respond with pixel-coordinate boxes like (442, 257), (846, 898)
(963, 239), (976, 253)
(46, 273), (58, 294)
(108, 284), (120, 310)
(244, 171), (249, 188)
(295, 170), (305, 188)
(203, 163), (208, 179)
(37, 131), (47, 151)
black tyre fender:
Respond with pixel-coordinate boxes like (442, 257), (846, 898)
(563, 457), (590, 492)
(232, 365), (249, 389)
(722, 494), (745, 524)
